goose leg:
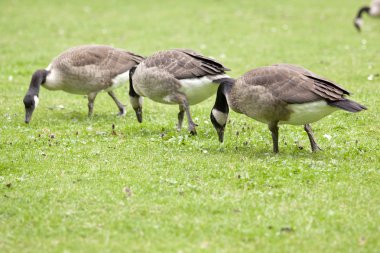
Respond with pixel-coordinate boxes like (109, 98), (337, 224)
(182, 100), (198, 135)
(304, 124), (322, 152)
(177, 104), (185, 131)
(108, 91), (126, 116)
(87, 92), (98, 117)
(169, 94), (197, 135)
(268, 122), (279, 153)
(176, 96), (197, 135)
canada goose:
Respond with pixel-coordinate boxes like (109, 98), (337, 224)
(210, 64), (367, 153)
(23, 45), (144, 123)
(354, 0), (380, 31)
(129, 49), (230, 135)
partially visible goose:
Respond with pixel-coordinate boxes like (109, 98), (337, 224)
(354, 0), (380, 31)
(23, 45), (144, 123)
(210, 64), (367, 153)
(129, 49), (230, 135)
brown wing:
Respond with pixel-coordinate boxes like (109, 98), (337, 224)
(54, 45), (145, 82)
(241, 65), (348, 104)
(272, 63), (350, 96)
(142, 49), (230, 80)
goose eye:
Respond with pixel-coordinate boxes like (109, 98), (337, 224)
(23, 96), (35, 108)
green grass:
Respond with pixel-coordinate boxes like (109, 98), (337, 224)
(1, 0), (380, 252)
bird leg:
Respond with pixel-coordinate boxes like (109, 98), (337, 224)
(169, 94), (197, 135)
(268, 122), (279, 153)
(87, 92), (98, 117)
(182, 100), (198, 135)
(304, 124), (322, 152)
(173, 95), (197, 135)
(177, 104), (185, 131)
(108, 91), (126, 116)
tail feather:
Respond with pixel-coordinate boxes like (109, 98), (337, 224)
(329, 99), (367, 112)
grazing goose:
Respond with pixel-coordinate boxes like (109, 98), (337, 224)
(23, 45), (144, 123)
(210, 64), (367, 153)
(129, 49), (230, 135)
(354, 0), (380, 31)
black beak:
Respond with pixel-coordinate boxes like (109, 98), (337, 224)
(216, 126), (225, 143)
(24, 107), (34, 124)
(354, 23), (361, 32)
(135, 107), (142, 123)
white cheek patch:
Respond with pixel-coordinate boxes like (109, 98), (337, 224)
(212, 109), (228, 126)
(34, 96), (39, 108)
(129, 96), (143, 109)
(355, 18), (363, 27)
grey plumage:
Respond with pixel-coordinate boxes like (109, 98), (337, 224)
(211, 64), (367, 153)
(130, 49), (230, 135)
(141, 49), (229, 79)
(23, 45), (144, 123)
(48, 45), (144, 93)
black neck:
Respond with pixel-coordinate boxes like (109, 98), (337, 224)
(213, 78), (235, 114)
(26, 69), (48, 96)
(129, 66), (138, 97)
(356, 6), (370, 18)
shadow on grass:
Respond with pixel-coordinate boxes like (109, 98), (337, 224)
(205, 141), (329, 160)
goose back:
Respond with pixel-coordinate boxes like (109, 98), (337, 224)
(46, 45), (144, 94)
(141, 49), (230, 80)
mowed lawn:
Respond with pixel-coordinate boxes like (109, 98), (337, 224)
(1, 0), (380, 252)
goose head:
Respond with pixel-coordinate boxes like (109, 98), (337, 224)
(23, 69), (48, 123)
(210, 80), (233, 142)
(23, 95), (39, 123)
(210, 108), (228, 142)
(129, 66), (143, 123)
(354, 18), (363, 31)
